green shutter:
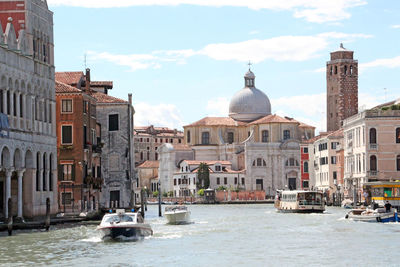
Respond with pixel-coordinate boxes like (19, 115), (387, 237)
(72, 164), (76, 181)
(58, 165), (63, 181)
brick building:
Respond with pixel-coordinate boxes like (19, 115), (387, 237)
(134, 125), (183, 167)
(326, 43), (358, 131)
(55, 70), (102, 214)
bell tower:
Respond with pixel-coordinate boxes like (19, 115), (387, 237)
(326, 43), (358, 131)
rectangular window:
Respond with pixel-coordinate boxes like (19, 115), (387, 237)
(217, 177), (220, 185)
(109, 114), (119, 131)
(283, 130), (290, 140)
(61, 99), (72, 113)
(303, 147), (308, 153)
(331, 156), (337, 164)
(224, 177), (227, 185)
(234, 177), (238, 184)
(331, 142), (337, 149)
(242, 177), (245, 185)
(202, 132), (210, 145)
(215, 166), (221, 172)
(61, 192), (72, 205)
(83, 101), (88, 114)
(61, 125), (73, 144)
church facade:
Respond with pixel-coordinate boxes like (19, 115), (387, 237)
(160, 69), (315, 197)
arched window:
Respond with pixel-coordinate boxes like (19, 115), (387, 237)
(350, 65), (353, 75)
(6, 90), (10, 115)
(187, 130), (191, 143)
(283, 130), (290, 140)
(0, 89), (3, 113)
(155, 153), (158, 160)
(330, 66), (333, 75)
(13, 93), (17, 116)
(253, 158), (266, 167)
(43, 154), (46, 191)
(396, 128), (400, 143)
(140, 152), (143, 161)
(286, 158), (298, 167)
(397, 155), (400, 171)
(19, 94), (23, 118)
(369, 128), (377, 144)
(49, 154), (53, 191)
(262, 130), (269, 143)
(334, 66), (337, 74)
(202, 132), (210, 145)
(370, 155), (377, 171)
(227, 132), (234, 144)
(344, 65), (347, 75)
(304, 162), (309, 173)
(36, 153), (40, 191)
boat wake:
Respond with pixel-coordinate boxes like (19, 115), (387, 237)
(81, 236), (103, 243)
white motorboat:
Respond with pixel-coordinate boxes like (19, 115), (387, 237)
(165, 205), (191, 224)
(345, 208), (398, 223)
(97, 209), (153, 240)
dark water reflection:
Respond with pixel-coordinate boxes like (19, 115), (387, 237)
(1, 205), (399, 267)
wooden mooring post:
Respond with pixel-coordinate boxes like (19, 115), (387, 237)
(45, 198), (50, 231)
(7, 198), (12, 236)
(140, 189), (145, 218)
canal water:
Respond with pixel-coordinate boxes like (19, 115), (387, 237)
(1, 204), (399, 267)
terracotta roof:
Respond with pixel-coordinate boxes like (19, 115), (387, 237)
(183, 160), (232, 165)
(302, 133), (329, 144)
(91, 81), (113, 88)
(55, 72), (84, 85)
(327, 129), (344, 138)
(185, 117), (247, 127)
(250, 114), (299, 125)
(223, 168), (246, 174)
(137, 161), (159, 168)
(91, 92), (128, 104)
(55, 81), (82, 93)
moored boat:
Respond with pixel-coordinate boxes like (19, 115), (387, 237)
(275, 190), (325, 213)
(345, 207), (398, 223)
(165, 205), (191, 224)
(97, 209), (153, 241)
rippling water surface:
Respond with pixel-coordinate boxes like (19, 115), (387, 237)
(1, 204), (399, 267)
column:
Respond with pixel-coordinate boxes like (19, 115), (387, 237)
(5, 169), (13, 218)
(39, 169), (43, 192)
(45, 170), (50, 191)
(17, 169), (25, 218)
(2, 90), (6, 114)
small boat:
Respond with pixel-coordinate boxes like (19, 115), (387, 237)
(275, 190), (325, 213)
(165, 205), (191, 224)
(97, 209), (153, 240)
(345, 208), (398, 223)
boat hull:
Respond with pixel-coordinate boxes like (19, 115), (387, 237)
(278, 208), (325, 213)
(346, 212), (397, 223)
(97, 224), (153, 240)
(165, 211), (191, 224)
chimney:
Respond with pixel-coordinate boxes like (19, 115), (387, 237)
(85, 68), (91, 93)
(128, 93), (132, 105)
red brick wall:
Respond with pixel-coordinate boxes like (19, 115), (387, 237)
(0, 1), (26, 35)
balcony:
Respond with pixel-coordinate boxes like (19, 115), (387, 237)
(0, 113), (10, 138)
(369, 143), (378, 150)
(368, 170), (378, 177)
(92, 144), (102, 154)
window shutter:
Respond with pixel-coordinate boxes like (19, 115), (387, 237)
(58, 165), (63, 181)
(72, 164), (76, 181)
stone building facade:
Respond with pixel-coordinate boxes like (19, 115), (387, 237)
(93, 92), (135, 208)
(326, 43), (358, 131)
(0, 0), (57, 218)
(343, 100), (400, 202)
(158, 69), (315, 196)
(134, 125), (183, 167)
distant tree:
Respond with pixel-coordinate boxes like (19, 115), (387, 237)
(198, 189), (205, 196)
(196, 163), (210, 189)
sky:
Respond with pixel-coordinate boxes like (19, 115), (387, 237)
(48, 0), (400, 133)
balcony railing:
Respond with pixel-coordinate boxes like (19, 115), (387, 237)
(369, 143), (378, 150)
(368, 170), (378, 176)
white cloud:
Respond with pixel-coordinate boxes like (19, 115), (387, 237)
(88, 32), (371, 71)
(359, 55), (400, 73)
(391, 25), (400, 29)
(47, 0), (366, 23)
(134, 102), (184, 129)
(206, 97), (230, 116)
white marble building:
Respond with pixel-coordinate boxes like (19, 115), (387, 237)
(0, 0), (57, 218)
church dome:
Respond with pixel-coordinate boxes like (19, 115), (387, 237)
(229, 69), (271, 122)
